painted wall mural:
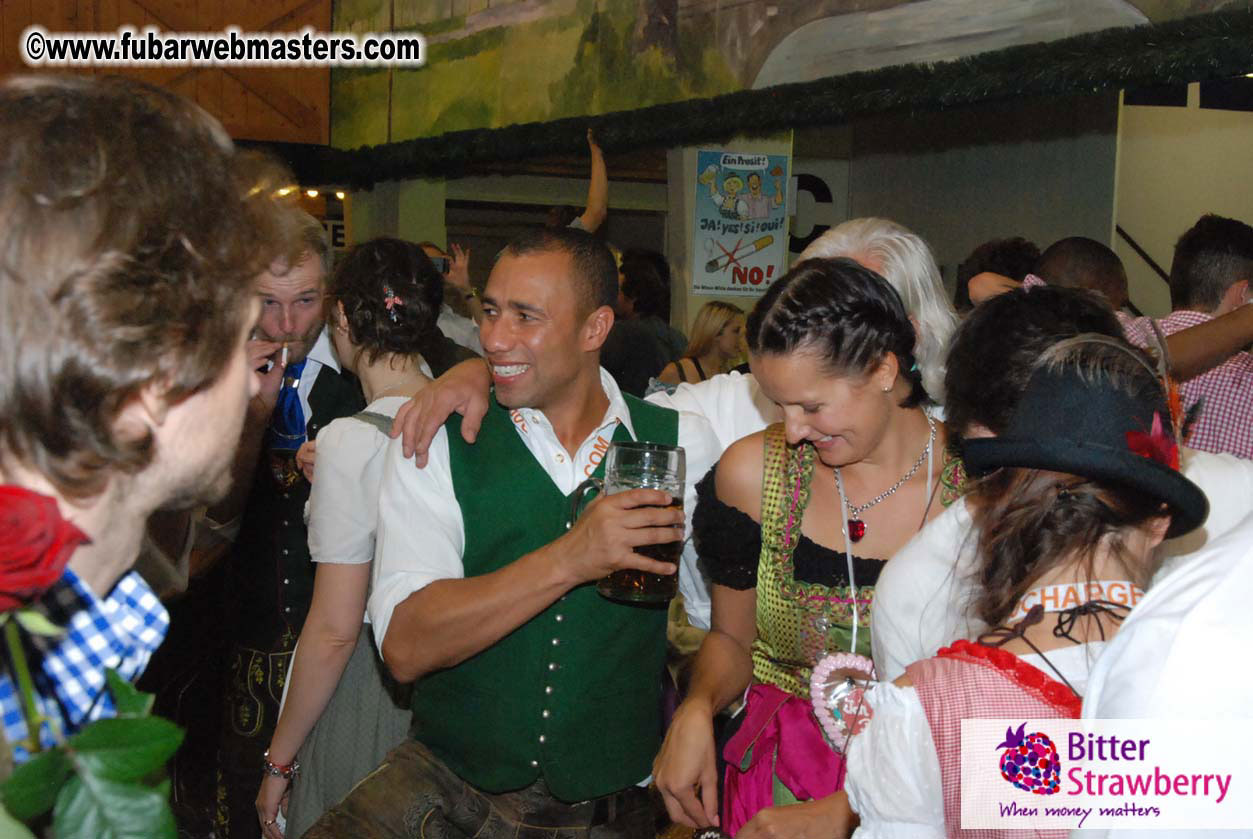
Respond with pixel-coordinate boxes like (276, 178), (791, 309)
(330, 0), (1243, 149)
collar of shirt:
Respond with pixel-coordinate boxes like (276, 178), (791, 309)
(295, 327), (340, 420)
(1120, 308), (1217, 344)
(507, 368), (637, 494)
(306, 326), (340, 375)
(0, 568), (168, 762)
(1157, 309), (1216, 333)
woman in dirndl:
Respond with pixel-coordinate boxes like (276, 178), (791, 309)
(654, 258), (965, 836)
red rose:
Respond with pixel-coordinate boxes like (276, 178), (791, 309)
(0, 486), (89, 611)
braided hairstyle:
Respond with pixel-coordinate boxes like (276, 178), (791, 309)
(328, 237), (443, 367)
(747, 257), (929, 407)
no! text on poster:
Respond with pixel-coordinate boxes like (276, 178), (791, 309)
(692, 149), (790, 296)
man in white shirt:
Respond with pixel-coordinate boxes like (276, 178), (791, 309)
(873, 286), (1253, 681)
(307, 227), (717, 839)
(1073, 514), (1253, 838)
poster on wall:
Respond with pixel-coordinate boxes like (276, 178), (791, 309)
(692, 149), (790, 296)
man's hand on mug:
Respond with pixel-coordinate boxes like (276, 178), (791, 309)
(551, 488), (683, 586)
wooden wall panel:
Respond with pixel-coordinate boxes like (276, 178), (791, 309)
(0, 0), (330, 144)
(2, 1), (34, 76)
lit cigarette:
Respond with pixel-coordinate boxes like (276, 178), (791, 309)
(706, 234), (774, 273)
(280, 344), (289, 368)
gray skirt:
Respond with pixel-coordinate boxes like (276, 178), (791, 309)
(285, 623), (413, 839)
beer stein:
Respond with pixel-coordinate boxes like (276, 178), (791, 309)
(568, 441), (685, 603)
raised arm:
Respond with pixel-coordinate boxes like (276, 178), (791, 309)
(967, 274), (1253, 381)
(445, 244), (483, 325)
(576, 129), (608, 234)
(1166, 303), (1253, 380)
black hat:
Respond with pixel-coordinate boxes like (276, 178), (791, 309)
(963, 362), (1208, 538)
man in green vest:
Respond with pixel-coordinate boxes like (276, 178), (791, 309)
(305, 227), (717, 839)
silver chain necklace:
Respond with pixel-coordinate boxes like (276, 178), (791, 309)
(834, 411), (936, 543)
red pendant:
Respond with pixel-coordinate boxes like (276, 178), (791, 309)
(848, 518), (866, 543)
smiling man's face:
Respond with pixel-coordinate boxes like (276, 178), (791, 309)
(479, 249), (593, 411)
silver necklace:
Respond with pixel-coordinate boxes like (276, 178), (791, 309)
(834, 411), (936, 543)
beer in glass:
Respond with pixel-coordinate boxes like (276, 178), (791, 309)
(568, 441), (686, 603)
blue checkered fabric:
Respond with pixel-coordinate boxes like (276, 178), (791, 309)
(0, 569), (169, 762)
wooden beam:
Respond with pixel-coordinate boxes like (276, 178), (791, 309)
(225, 66), (318, 130)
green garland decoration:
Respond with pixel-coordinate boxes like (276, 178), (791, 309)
(264, 7), (1253, 188)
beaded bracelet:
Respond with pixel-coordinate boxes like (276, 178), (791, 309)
(262, 749), (300, 780)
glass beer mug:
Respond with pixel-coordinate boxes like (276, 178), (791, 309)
(568, 441), (686, 603)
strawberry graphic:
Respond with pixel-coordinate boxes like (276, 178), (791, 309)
(996, 723), (1061, 795)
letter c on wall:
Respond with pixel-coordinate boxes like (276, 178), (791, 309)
(789, 173), (833, 253)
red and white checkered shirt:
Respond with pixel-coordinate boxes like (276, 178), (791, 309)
(1117, 309), (1253, 459)
(907, 642), (1078, 838)
(1022, 274), (1253, 458)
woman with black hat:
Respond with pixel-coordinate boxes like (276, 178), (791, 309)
(838, 335), (1208, 838)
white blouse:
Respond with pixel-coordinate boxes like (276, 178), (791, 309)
(306, 396), (410, 623)
(846, 642), (1104, 837)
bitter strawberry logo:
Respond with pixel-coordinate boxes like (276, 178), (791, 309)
(997, 722), (1061, 795)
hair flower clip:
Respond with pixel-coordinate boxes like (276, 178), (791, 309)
(1125, 412), (1180, 471)
(382, 283), (404, 322)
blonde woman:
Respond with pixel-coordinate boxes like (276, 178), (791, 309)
(660, 301), (747, 386)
